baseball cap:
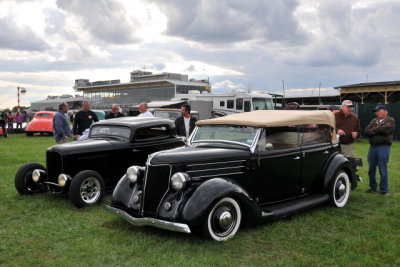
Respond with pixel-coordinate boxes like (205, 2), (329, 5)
(341, 100), (354, 107)
(373, 105), (387, 112)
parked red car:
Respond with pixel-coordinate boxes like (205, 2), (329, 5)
(25, 111), (56, 136)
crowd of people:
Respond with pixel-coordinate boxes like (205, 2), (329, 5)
(0, 110), (29, 134)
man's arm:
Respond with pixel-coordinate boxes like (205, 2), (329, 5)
(93, 111), (99, 122)
(72, 112), (79, 135)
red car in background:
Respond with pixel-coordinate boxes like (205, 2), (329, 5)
(25, 111), (56, 136)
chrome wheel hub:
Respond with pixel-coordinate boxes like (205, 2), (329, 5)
(80, 177), (100, 204)
(219, 211), (233, 229)
(335, 179), (347, 202)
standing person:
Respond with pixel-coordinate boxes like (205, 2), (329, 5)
(7, 112), (14, 134)
(15, 111), (23, 133)
(138, 102), (153, 117)
(53, 102), (71, 144)
(364, 105), (395, 195)
(70, 111), (75, 123)
(72, 101), (99, 140)
(105, 104), (125, 119)
(175, 104), (197, 138)
(22, 111), (29, 123)
(335, 100), (361, 157)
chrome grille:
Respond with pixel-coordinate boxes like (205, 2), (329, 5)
(187, 160), (245, 179)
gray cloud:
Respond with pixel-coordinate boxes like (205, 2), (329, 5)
(148, 0), (308, 44)
(56, 0), (141, 44)
(0, 17), (49, 51)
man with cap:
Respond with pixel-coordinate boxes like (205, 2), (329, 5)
(335, 100), (361, 157)
(364, 105), (395, 195)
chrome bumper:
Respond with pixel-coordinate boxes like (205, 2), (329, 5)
(104, 205), (191, 234)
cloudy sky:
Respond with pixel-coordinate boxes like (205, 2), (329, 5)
(1, 0), (399, 109)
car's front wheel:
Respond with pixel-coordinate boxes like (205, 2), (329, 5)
(329, 170), (350, 208)
(15, 163), (46, 194)
(203, 197), (242, 241)
(69, 170), (105, 208)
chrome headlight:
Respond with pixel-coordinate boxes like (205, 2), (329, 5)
(58, 174), (68, 187)
(32, 170), (41, 182)
(170, 172), (190, 191)
(126, 166), (142, 183)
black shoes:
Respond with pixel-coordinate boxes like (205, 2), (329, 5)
(365, 188), (389, 195)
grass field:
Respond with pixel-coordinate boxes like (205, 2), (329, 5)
(1, 134), (400, 266)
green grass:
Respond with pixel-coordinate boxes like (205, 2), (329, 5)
(1, 135), (400, 266)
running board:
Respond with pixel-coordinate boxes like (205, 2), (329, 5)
(261, 194), (329, 220)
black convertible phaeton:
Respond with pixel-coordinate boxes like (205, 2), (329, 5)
(15, 117), (185, 208)
(105, 110), (362, 241)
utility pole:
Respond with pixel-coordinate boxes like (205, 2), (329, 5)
(282, 80), (285, 108)
(318, 82), (321, 104)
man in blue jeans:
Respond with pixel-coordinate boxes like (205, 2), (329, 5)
(364, 105), (395, 195)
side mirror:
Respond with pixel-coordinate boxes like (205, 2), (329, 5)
(265, 143), (273, 151)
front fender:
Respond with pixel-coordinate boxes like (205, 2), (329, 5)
(181, 178), (261, 227)
(322, 153), (357, 191)
(110, 175), (141, 213)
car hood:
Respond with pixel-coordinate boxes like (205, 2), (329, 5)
(47, 138), (122, 155)
(149, 144), (251, 165)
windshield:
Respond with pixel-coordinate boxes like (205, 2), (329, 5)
(252, 98), (274, 110)
(89, 125), (131, 140)
(192, 125), (258, 146)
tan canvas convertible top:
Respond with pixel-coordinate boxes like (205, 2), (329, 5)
(196, 110), (336, 128)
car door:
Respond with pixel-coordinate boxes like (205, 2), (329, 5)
(300, 124), (334, 192)
(250, 126), (302, 204)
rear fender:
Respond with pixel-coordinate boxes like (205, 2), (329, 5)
(181, 178), (261, 227)
(322, 153), (357, 191)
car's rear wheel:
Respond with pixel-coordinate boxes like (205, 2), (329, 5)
(69, 170), (105, 208)
(329, 170), (350, 208)
(203, 197), (241, 241)
(15, 163), (46, 194)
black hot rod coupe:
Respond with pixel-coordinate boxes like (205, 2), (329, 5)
(15, 117), (185, 208)
(104, 110), (362, 241)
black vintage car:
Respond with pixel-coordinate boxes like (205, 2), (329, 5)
(105, 110), (362, 241)
(15, 117), (185, 208)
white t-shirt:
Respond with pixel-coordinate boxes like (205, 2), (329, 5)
(138, 111), (154, 117)
(184, 116), (190, 137)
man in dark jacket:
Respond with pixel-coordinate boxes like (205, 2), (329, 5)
(105, 104), (125, 119)
(335, 100), (361, 157)
(364, 105), (395, 195)
(175, 104), (197, 138)
(73, 101), (99, 140)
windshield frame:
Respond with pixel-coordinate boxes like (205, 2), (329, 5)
(188, 125), (262, 153)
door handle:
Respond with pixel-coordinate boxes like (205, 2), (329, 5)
(323, 150), (329, 154)
(132, 149), (140, 152)
(294, 156), (300, 160)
